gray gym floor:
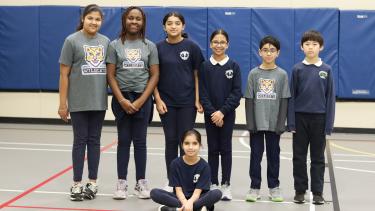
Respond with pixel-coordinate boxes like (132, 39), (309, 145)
(0, 123), (374, 211)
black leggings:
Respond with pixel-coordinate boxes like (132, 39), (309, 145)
(150, 188), (222, 211)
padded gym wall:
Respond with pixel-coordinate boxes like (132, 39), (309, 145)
(39, 6), (80, 91)
(0, 6), (40, 90)
(339, 10), (375, 99)
(294, 8), (339, 94)
(251, 8), (295, 75)
(207, 7), (252, 92)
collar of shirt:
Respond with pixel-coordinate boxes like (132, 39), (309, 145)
(302, 58), (323, 67)
(210, 55), (229, 66)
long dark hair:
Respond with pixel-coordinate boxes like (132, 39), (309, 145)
(76, 4), (103, 31)
(162, 11), (188, 38)
(120, 6), (146, 43)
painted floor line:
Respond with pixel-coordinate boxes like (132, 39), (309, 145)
(0, 140), (117, 209)
(335, 166), (375, 174)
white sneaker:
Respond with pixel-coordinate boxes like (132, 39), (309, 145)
(245, 188), (260, 202)
(210, 184), (220, 190)
(200, 206), (208, 211)
(134, 179), (151, 199)
(221, 184), (232, 201)
(113, 179), (128, 200)
(269, 187), (284, 202)
(163, 181), (173, 192)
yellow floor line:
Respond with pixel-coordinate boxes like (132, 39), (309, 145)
(330, 141), (375, 157)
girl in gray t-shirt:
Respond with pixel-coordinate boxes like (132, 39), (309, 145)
(106, 6), (159, 200)
(58, 4), (109, 201)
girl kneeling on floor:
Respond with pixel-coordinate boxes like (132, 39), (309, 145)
(151, 129), (222, 211)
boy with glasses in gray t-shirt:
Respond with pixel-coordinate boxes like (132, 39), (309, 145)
(244, 35), (290, 203)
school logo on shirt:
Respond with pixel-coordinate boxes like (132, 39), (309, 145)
(180, 51), (189, 60)
(225, 69), (233, 79)
(81, 45), (106, 75)
(257, 78), (277, 100)
(123, 48), (144, 69)
(193, 174), (200, 183)
(319, 71), (328, 79)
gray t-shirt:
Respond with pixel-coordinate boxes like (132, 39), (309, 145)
(59, 31), (110, 112)
(244, 66), (291, 131)
(106, 38), (159, 92)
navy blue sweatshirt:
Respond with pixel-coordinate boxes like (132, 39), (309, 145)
(199, 57), (242, 116)
(157, 39), (204, 107)
(287, 62), (335, 135)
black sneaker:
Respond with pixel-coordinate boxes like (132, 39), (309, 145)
(70, 183), (84, 201)
(83, 182), (98, 200)
(313, 194), (325, 205)
(293, 191), (305, 204)
(158, 205), (177, 211)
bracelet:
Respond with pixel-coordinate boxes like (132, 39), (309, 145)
(119, 98), (126, 103)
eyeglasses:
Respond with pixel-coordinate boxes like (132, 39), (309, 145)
(260, 48), (278, 54)
(211, 41), (227, 46)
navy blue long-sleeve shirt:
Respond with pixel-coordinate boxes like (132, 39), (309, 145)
(287, 62), (335, 135)
(199, 57), (242, 116)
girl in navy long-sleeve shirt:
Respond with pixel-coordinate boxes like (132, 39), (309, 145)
(199, 29), (242, 200)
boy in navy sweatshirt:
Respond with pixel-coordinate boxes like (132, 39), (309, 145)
(287, 30), (335, 205)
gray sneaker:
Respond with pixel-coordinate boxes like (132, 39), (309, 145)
(83, 182), (98, 200)
(113, 179), (128, 200)
(134, 179), (151, 199)
(269, 187), (284, 202)
(245, 188), (260, 202)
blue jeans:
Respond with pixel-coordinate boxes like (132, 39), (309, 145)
(70, 110), (106, 182)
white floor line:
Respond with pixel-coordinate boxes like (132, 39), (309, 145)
(0, 188), (298, 204)
(309, 192), (315, 211)
(0, 141), (72, 147)
(335, 166), (375, 174)
(334, 159), (375, 163)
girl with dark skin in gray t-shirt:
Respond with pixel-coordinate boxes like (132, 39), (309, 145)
(107, 6), (159, 200)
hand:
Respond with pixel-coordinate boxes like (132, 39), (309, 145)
(58, 106), (69, 123)
(195, 101), (203, 113)
(183, 200), (194, 211)
(119, 99), (138, 114)
(132, 99), (143, 111)
(155, 99), (168, 114)
(215, 119), (224, 127)
(211, 110), (224, 125)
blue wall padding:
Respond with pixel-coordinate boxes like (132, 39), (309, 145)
(207, 8), (252, 92)
(100, 7), (122, 41)
(251, 8), (295, 75)
(0, 6), (374, 99)
(0, 6), (40, 89)
(339, 10), (375, 99)
(39, 6), (80, 90)
(144, 6), (167, 43)
(294, 8), (339, 94)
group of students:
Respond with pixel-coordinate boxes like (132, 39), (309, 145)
(57, 4), (335, 211)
